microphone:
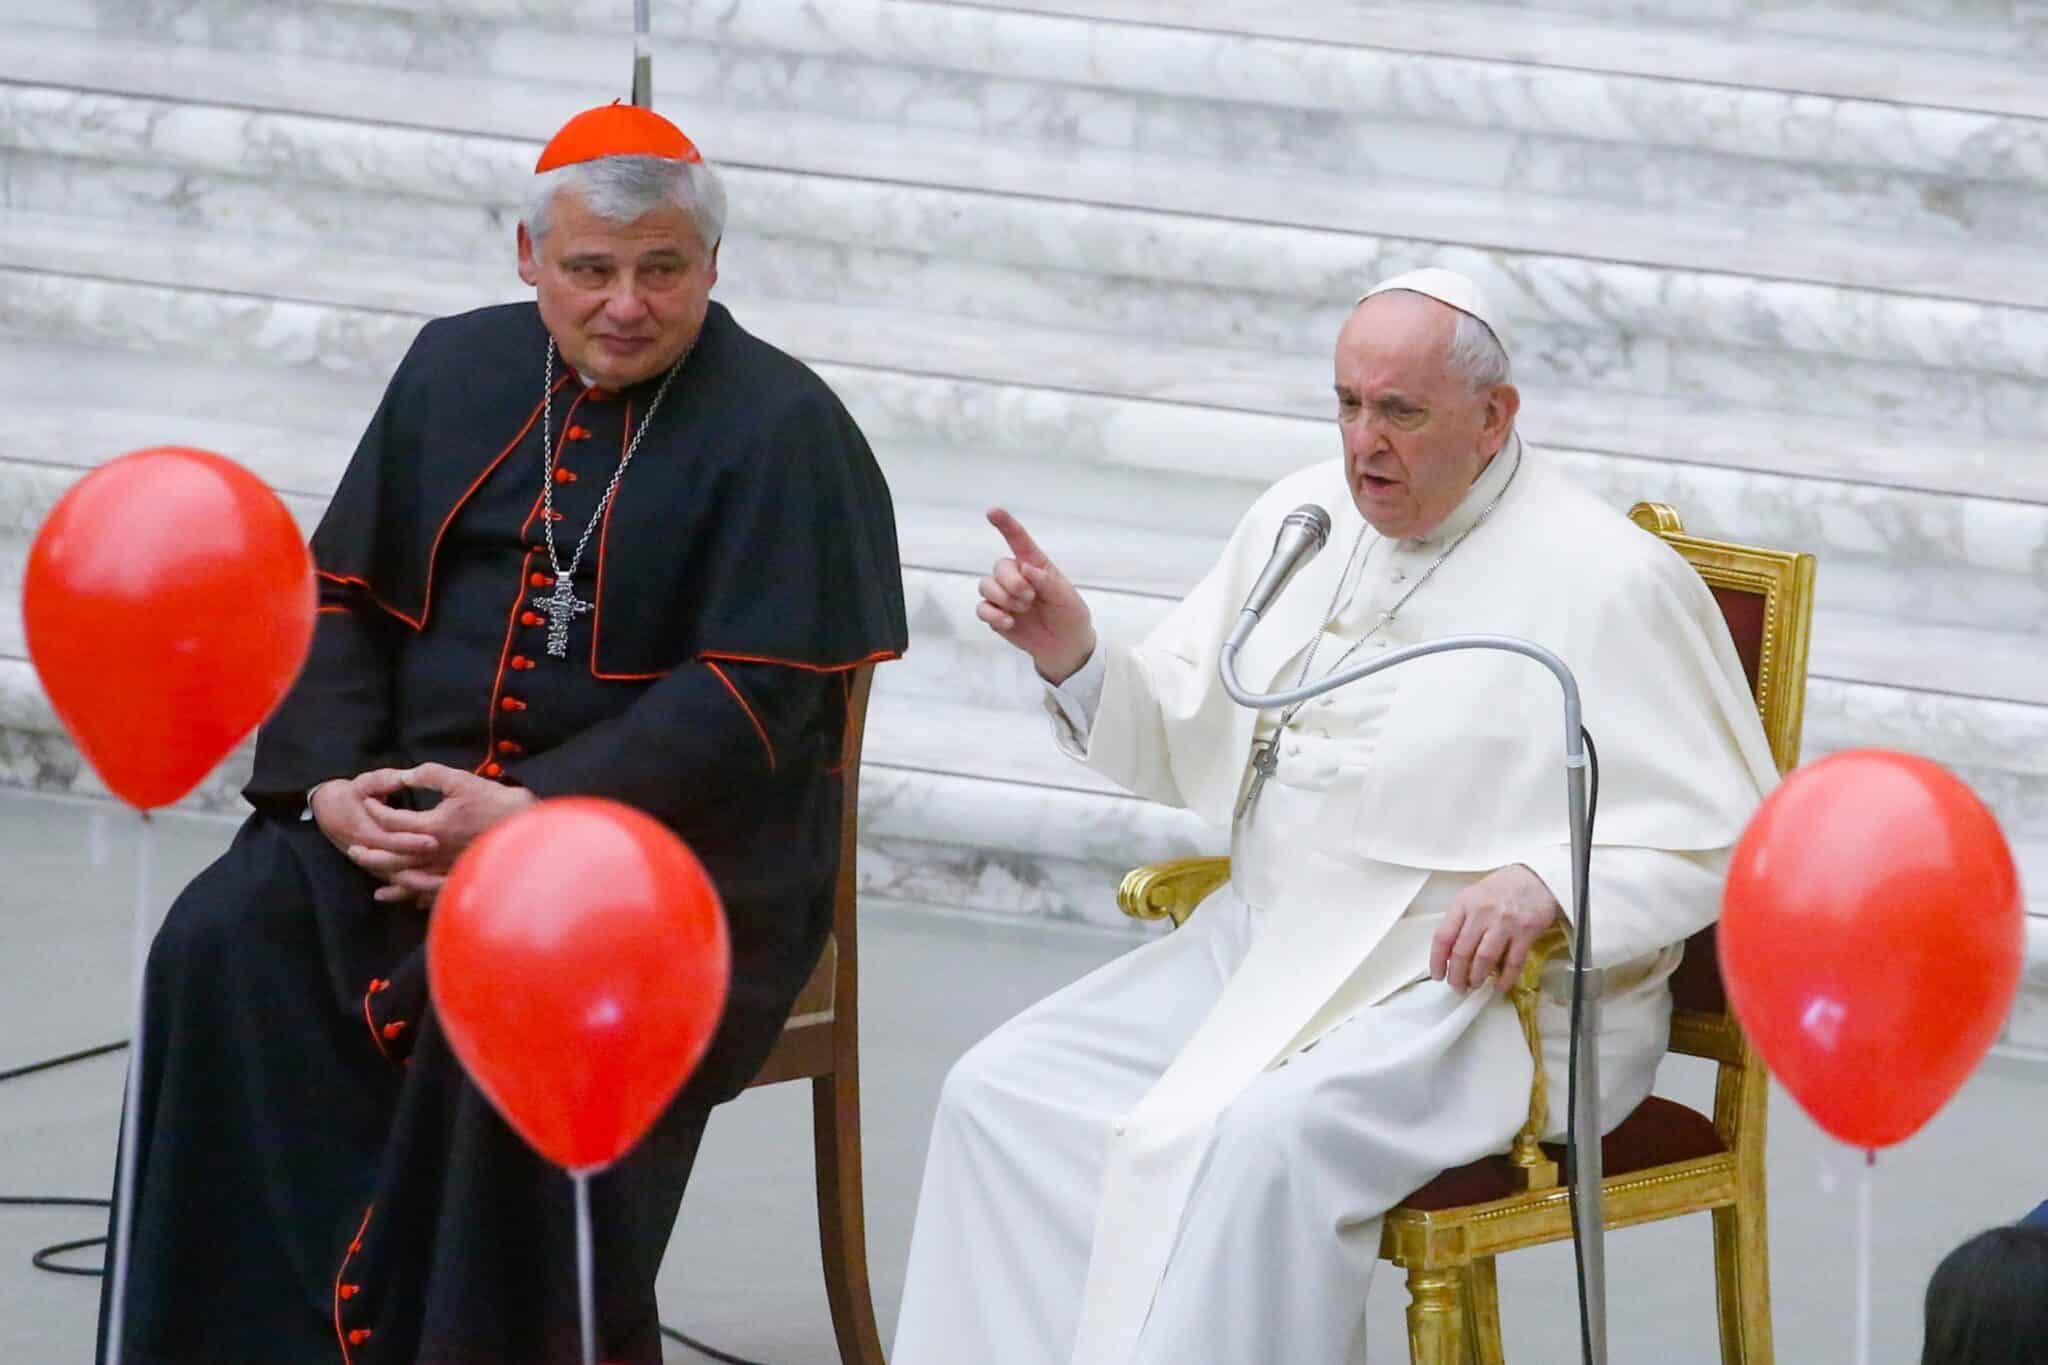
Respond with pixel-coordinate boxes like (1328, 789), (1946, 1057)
(1224, 504), (1331, 653)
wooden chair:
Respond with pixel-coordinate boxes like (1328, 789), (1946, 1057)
(741, 663), (887, 1365)
(1116, 504), (1816, 1365)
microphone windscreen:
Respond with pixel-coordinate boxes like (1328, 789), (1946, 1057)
(1279, 504), (1332, 553)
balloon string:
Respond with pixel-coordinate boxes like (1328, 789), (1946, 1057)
(575, 1169), (596, 1365)
(104, 809), (154, 1365)
(1855, 1149), (1874, 1365)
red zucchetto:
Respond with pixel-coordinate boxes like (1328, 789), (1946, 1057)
(534, 100), (703, 173)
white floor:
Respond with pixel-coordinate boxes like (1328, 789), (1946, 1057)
(2, 791), (2043, 1363)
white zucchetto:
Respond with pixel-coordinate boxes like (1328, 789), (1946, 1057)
(1357, 267), (1508, 355)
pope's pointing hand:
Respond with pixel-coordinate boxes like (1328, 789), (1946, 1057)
(979, 509), (1096, 684)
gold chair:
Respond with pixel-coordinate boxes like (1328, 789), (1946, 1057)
(1116, 504), (1816, 1365)
(742, 664), (887, 1365)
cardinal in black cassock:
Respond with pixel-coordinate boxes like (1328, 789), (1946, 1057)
(98, 104), (906, 1365)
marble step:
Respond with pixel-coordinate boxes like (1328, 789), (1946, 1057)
(1, 425), (2043, 717)
(5, 243), (2048, 642)
(13, 268), (2042, 566)
(12, 140), (2048, 458)
(12, 219), (2044, 534)
(63, 0), (2048, 197)
(1476, 0), (2048, 63)
(956, 0), (2048, 116)
(283, 0), (2048, 255)
(4, 215), (2045, 622)
(8, 65), (2048, 349)
(8, 290), (2048, 679)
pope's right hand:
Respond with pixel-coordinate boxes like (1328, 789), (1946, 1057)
(979, 508), (1096, 685)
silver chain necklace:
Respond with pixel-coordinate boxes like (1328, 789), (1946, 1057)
(530, 338), (689, 658)
(1237, 437), (1524, 819)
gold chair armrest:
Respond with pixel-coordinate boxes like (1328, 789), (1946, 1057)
(1118, 857), (1232, 928)
(1507, 926), (1570, 1191)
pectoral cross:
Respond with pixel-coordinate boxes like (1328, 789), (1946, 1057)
(532, 571), (593, 659)
(1235, 736), (1281, 822)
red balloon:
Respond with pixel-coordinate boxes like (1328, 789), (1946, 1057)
(23, 447), (315, 810)
(1721, 750), (2023, 1150)
(427, 799), (731, 1172)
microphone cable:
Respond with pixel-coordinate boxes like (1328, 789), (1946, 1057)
(0, 1040), (773, 1365)
(1564, 725), (1601, 1365)
(0, 1040), (127, 1280)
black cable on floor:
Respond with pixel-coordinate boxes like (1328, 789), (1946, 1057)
(659, 1323), (773, 1364)
(2, 1039), (771, 1364)
(33, 1234), (109, 1278)
(0, 1039), (128, 1083)
(0, 1039), (126, 1282)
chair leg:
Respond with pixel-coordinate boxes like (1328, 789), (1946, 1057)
(1463, 1255), (1505, 1365)
(1406, 1264), (1474, 1365)
(1712, 1197), (1774, 1365)
(812, 1068), (887, 1365)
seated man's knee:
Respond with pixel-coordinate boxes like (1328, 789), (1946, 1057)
(1208, 1065), (1334, 1178)
(936, 1021), (1048, 1128)
(937, 1035), (1009, 1122)
(149, 849), (299, 980)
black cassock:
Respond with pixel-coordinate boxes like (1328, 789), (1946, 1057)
(99, 301), (906, 1365)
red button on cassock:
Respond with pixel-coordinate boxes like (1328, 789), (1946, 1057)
(568, 425), (591, 440)
(497, 740), (524, 754)
(339, 1284), (359, 1300)
(529, 572), (551, 588)
(511, 656), (534, 671)
(554, 467), (577, 484)
(501, 697), (527, 712)
(520, 612), (543, 628)
(482, 762), (503, 778)
(382, 1021), (407, 1040)
(348, 1329), (373, 1345)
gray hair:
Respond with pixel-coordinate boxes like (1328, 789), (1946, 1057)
(1443, 310), (1511, 393)
(523, 154), (727, 254)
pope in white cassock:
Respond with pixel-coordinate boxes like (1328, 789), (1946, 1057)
(891, 268), (1780, 1364)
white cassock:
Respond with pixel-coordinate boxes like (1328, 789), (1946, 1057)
(892, 443), (1779, 1365)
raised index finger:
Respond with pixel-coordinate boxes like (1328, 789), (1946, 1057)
(986, 508), (1050, 569)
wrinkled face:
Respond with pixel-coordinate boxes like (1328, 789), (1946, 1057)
(1334, 292), (1518, 540)
(516, 189), (717, 390)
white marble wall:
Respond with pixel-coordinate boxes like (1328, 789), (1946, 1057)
(0, 0), (2044, 1032)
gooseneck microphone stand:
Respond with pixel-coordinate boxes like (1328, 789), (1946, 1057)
(1220, 619), (1608, 1365)
(631, 0), (653, 106)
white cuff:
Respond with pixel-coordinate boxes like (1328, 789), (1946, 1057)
(302, 780), (335, 822)
(1041, 647), (1106, 751)
(1518, 847), (1576, 927)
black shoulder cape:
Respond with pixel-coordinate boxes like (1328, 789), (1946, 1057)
(312, 300), (906, 675)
